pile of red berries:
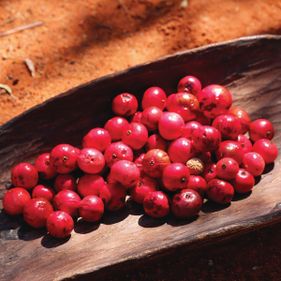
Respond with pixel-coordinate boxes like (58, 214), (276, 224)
(2, 75), (279, 239)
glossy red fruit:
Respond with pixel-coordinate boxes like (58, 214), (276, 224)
(131, 111), (143, 123)
(172, 189), (202, 218)
(162, 163), (190, 192)
(53, 190), (81, 217)
(203, 163), (217, 182)
(249, 119), (274, 141)
(104, 117), (129, 141)
(79, 195), (104, 222)
(195, 111), (212, 125)
(143, 191), (169, 218)
(35, 153), (57, 180)
(197, 85), (232, 118)
(122, 122), (148, 150)
(192, 125), (221, 152)
(47, 211), (74, 238)
(142, 149), (171, 178)
(158, 112), (184, 140)
(104, 142), (133, 168)
(141, 106), (163, 130)
(32, 185), (54, 201)
(216, 140), (244, 164)
(168, 137), (193, 164)
(187, 176), (208, 196)
(11, 162), (38, 189)
(229, 106), (251, 134)
(82, 128), (111, 152)
(54, 174), (76, 192)
(77, 148), (105, 174)
(216, 157), (239, 180)
(146, 134), (168, 151)
(237, 135), (253, 154)
(130, 176), (157, 204)
(3, 187), (31, 215)
(233, 169), (255, 193)
(177, 75), (202, 96)
(212, 114), (242, 140)
(112, 93), (138, 116)
(23, 198), (54, 228)
(134, 153), (145, 172)
(106, 182), (127, 211)
(182, 121), (202, 139)
(253, 139), (278, 164)
(50, 144), (79, 174)
(186, 158), (205, 175)
(142, 87), (167, 110)
(77, 174), (106, 198)
(166, 92), (199, 121)
(110, 160), (140, 189)
(207, 179), (234, 204)
(242, 152), (265, 176)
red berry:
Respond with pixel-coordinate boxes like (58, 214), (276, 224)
(182, 121), (202, 139)
(54, 174), (76, 192)
(35, 153), (57, 180)
(166, 93), (199, 121)
(237, 135), (253, 154)
(77, 174), (106, 198)
(122, 122), (148, 150)
(195, 111), (212, 125)
(23, 198), (54, 228)
(134, 153), (145, 172)
(50, 144), (79, 174)
(212, 114), (242, 140)
(197, 85), (232, 118)
(104, 142), (133, 168)
(216, 140), (244, 164)
(82, 128), (111, 152)
(142, 87), (167, 110)
(249, 119), (274, 141)
(242, 152), (265, 176)
(207, 179), (234, 204)
(168, 137), (193, 164)
(32, 185), (54, 201)
(47, 211), (74, 238)
(142, 149), (171, 178)
(3, 187), (31, 215)
(187, 175), (208, 196)
(53, 190), (81, 217)
(177, 75), (202, 96)
(192, 125), (221, 152)
(77, 148), (105, 174)
(141, 106), (162, 131)
(130, 176), (157, 204)
(106, 182), (127, 211)
(203, 163), (217, 182)
(104, 117), (129, 141)
(229, 106), (251, 134)
(253, 139), (278, 164)
(146, 134), (168, 151)
(143, 191), (169, 218)
(162, 163), (190, 192)
(11, 162), (38, 189)
(79, 195), (104, 222)
(109, 160), (140, 188)
(158, 112), (184, 140)
(112, 93), (138, 116)
(131, 111), (143, 123)
(233, 169), (255, 193)
(216, 157), (239, 180)
(172, 189), (202, 218)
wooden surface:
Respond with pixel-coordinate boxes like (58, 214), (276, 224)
(1, 35), (281, 281)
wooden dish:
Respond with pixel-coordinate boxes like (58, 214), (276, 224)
(1, 35), (281, 281)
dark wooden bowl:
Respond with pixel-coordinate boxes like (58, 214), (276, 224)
(1, 35), (281, 281)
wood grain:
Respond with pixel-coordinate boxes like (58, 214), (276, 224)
(1, 35), (281, 281)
